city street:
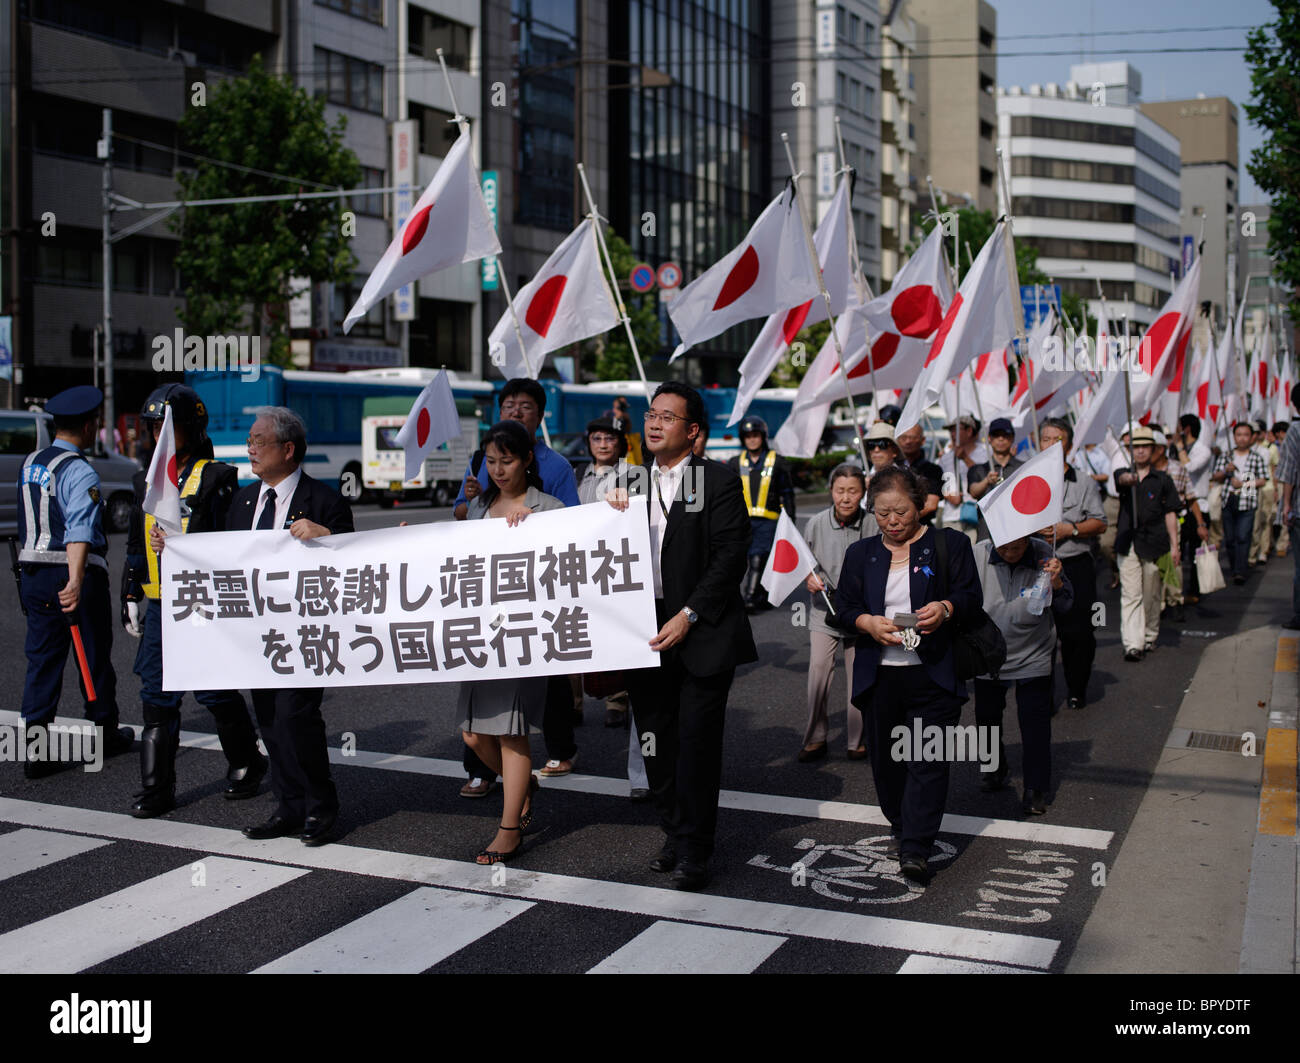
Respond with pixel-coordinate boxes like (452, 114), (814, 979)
(0, 501), (1292, 977)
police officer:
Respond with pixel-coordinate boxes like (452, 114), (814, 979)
(727, 416), (796, 612)
(121, 384), (267, 817)
(16, 385), (133, 778)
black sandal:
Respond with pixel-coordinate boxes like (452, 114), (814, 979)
(476, 825), (523, 865)
(520, 774), (540, 833)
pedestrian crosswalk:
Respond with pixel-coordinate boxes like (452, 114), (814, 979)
(0, 810), (1068, 974)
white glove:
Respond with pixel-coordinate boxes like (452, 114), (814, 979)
(124, 600), (144, 638)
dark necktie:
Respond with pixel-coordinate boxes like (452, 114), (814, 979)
(256, 487), (277, 530)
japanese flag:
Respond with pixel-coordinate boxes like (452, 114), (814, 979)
(488, 219), (620, 380)
(1069, 365), (1128, 457)
(142, 404), (182, 533)
(776, 298), (866, 457)
(344, 129), (501, 334)
(895, 221), (1018, 437)
(395, 370), (462, 483)
(1132, 256), (1202, 420)
(668, 186), (820, 361)
(978, 442), (1065, 548)
(759, 509), (818, 607)
(728, 177), (853, 425)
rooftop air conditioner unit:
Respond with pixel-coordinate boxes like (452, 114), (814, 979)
(1028, 83), (1042, 96)
(1044, 83), (1060, 98)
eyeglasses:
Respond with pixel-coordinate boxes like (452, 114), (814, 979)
(865, 441), (894, 450)
(588, 433), (620, 445)
(644, 411), (688, 426)
(246, 435), (283, 450)
(500, 401), (538, 415)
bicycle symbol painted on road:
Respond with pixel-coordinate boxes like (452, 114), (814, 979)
(748, 835), (957, 904)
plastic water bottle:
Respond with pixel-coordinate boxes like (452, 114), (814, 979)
(1024, 568), (1052, 616)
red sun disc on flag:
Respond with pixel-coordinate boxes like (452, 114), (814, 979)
(166, 455), (179, 488)
(782, 300), (813, 344)
(713, 246), (760, 311)
(848, 333), (900, 378)
(772, 539), (799, 573)
(401, 204), (433, 255)
(526, 275), (568, 338)
(923, 294), (963, 367)
(416, 407), (430, 448)
(891, 285), (944, 338)
(1011, 475), (1052, 515)
(1135, 312), (1178, 378)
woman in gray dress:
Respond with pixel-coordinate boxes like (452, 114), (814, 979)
(460, 420), (564, 863)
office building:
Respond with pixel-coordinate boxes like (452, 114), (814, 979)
(1141, 95), (1241, 329)
(770, 0), (882, 292)
(910, 0), (998, 215)
(997, 62), (1183, 329)
(878, 2), (920, 283)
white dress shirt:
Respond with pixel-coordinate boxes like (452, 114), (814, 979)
(254, 466), (302, 530)
(1184, 437), (1213, 506)
(648, 455), (689, 599)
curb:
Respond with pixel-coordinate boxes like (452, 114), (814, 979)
(1238, 633), (1299, 973)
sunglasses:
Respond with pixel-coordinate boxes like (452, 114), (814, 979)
(866, 440), (894, 450)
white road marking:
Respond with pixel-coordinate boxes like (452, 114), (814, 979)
(0, 828), (112, 882)
(0, 855), (307, 973)
(252, 886), (533, 973)
(897, 955), (1041, 974)
(0, 798), (1061, 969)
(0, 712), (1112, 850)
(588, 920), (786, 974)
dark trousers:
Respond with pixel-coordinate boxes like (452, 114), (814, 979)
(864, 665), (963, 860)
(626, 653), (734, 865)
(250, 688), (337, 822)
(1056, 552), (1097, 702)
(462, 672), (576, 778)
(1223, 501), (1255, 578)
(973, 674), (1053, 792)
(19, 564), (118, 727)
(1180, 515), (1201, 599)
(133, 601), (260, 773)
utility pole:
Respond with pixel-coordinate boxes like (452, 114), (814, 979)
(99, 108), (114, 450)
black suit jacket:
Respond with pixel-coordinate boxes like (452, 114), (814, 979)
(623, 454), (757, 677)
(834, 526), (982, 706)
(226, 471), (354, 535)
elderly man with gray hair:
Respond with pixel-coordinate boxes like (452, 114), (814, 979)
(226, 406), (355, 846)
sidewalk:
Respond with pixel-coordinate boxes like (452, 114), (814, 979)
(1068, 562), (1299, 974)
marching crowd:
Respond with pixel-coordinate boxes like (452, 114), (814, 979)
(14, 377), (1300, 891)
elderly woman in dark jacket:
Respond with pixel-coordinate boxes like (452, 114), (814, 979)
(835, 466), (983, 883)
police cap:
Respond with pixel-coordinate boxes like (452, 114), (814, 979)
(45, 385), (104, 419)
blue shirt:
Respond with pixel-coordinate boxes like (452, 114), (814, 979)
(454, 438), (579, 509)
(48, 438), (106, 548)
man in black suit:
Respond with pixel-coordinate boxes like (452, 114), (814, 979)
(226, 406), (354, 846)
(609, 381), (756, 891)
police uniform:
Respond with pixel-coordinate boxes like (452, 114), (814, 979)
(726, 417), (796, 612)
(16, 385), (132, 776)
(122, 384), (265, 817)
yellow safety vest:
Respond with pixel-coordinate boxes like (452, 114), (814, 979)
(142, 459), (209, 600)
(739, 449), (780, 519)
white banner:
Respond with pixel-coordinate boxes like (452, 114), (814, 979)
(161, 500), (659, 690)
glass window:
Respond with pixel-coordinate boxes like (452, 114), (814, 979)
(409, 10), (472, 70)
(314, 0), (383, 26)
(0, 414), (38, 456)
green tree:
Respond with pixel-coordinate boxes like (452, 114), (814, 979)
(915, 206), (1047, 287)
(591, 228), (662, 380)
(173, 56), (361, 366)
(1245, 3), (1300, 322)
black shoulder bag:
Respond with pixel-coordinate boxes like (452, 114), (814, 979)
(932, 528), (1006, 681)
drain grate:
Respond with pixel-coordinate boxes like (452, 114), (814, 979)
(1166, 728), (1262, 754)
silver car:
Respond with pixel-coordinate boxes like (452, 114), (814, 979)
(0, 409), (141, 537)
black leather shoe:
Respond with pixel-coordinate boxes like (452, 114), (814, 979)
(1284, 618), (1300, 630)
(299, 813), (339, 847)
(102, 726), (135, 758)
(649, 845), (678, 873)
(1067, 696), (1084, 711)
(242, 815), (304, 840)
(222, 755), (268, 800)
(130, 790), (176, 818)
(899, 854), (930, 883)
(1024, 789), (1047, 815)
(980, 765), (1008, 792)
(670, 863), (710, 892)
(1123, 649), (1143, 662)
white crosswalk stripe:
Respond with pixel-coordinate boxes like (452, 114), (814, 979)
(252, 887), (534, 974)
(587, 920), (787, 974)
(0, 828), (112, 883)
(896, 955), (1042, 974)
(0, 856), (307, 974)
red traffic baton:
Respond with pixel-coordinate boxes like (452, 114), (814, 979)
(69, 623), (97, 702)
